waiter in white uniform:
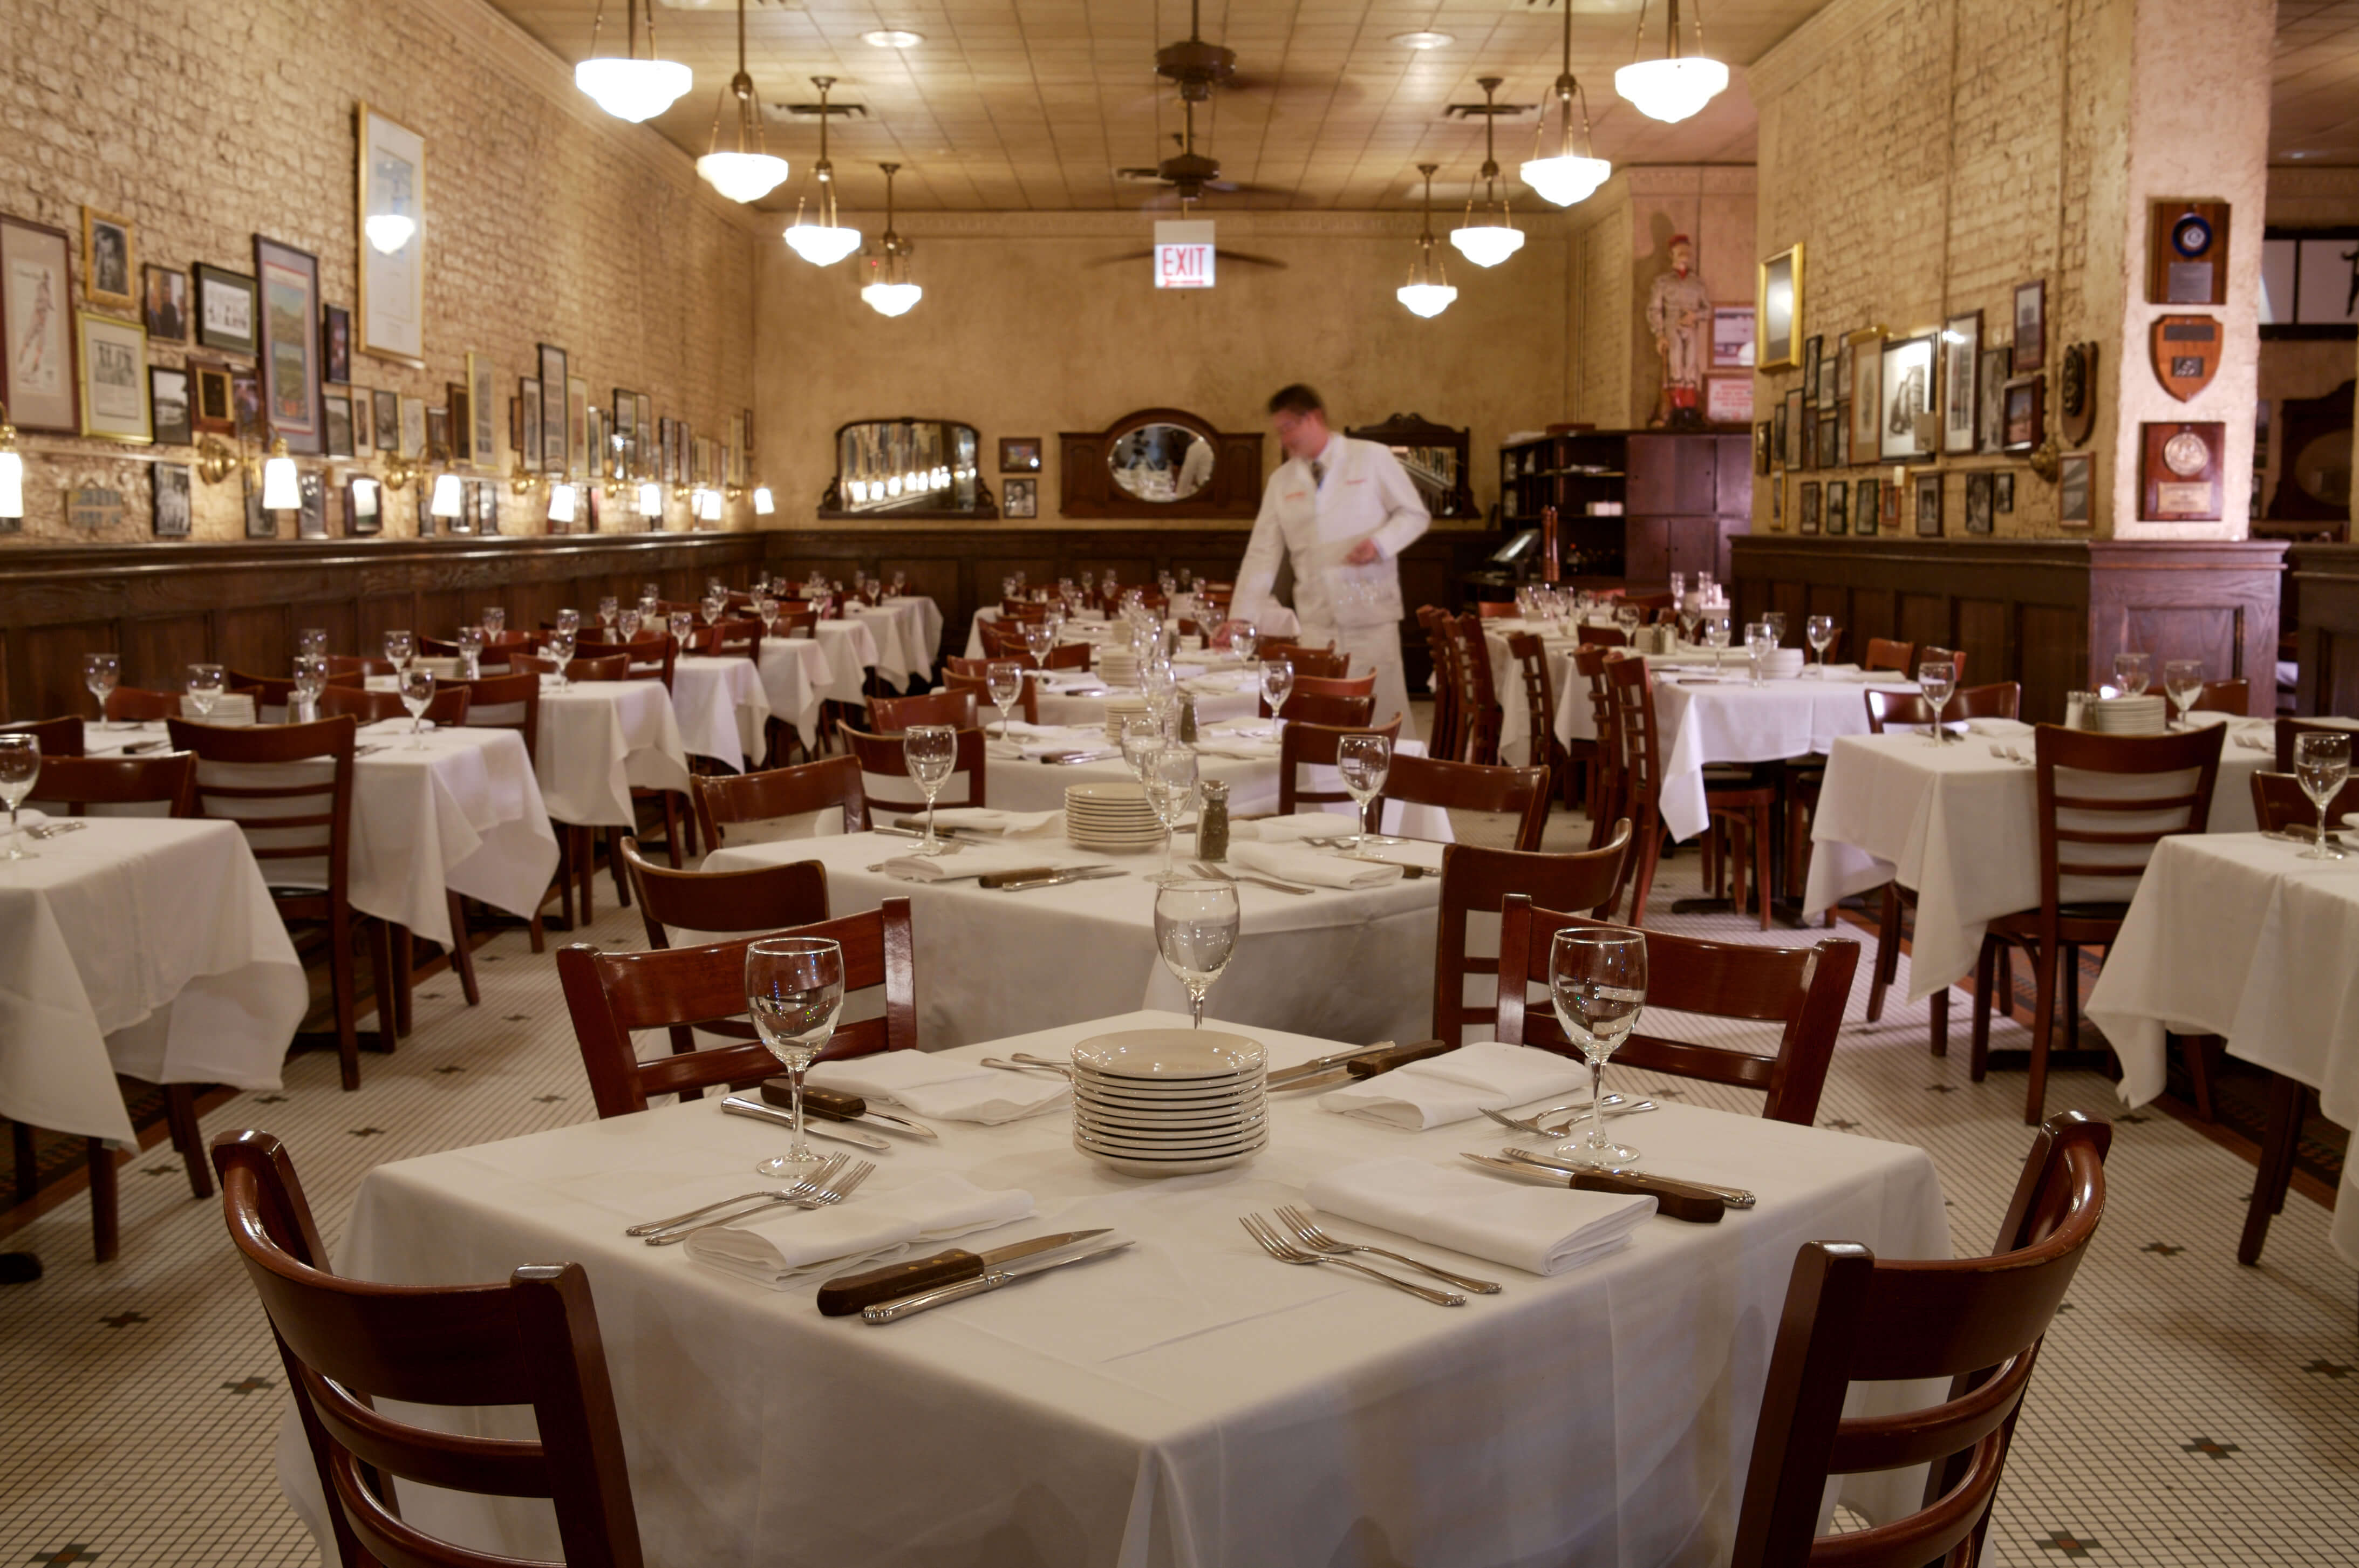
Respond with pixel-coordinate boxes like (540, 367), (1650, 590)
(1218, 385), (1429, 740)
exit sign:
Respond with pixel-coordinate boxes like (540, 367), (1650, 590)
(1154, 221), (1215, 289)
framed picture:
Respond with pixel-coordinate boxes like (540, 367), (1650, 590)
(1941, 309), (1981, 454)
(1770, 396), (1789, 472)
(345, 472), (383, 535)
(2, 215), (81, 433)
(1005, 476), (1038, 519)
(2058, 450), (2094, 526)
(1757, 243), (1803, 369)
(77, 312), (150, 443)
(1833, 403), (1852, 466)
(1815, 411), (1840, 469)
(999, 437), (1042, 473)
(1826, 480), (1850, 536)
(141, 264), (188, 342)
(152, 461), (192, 537)
(324, 392), (354, 459)
(584, 483), (602, 533)
(244, 476), (276, 540)
(81, 207), (135, 312)
(192, 262), (257, 356)
(2002, 377), (2044, 452)
(1801, 333), (1824, 402)
(468, 352), (496, 472)
(636, 392), (652, 478)
(1710, 304), (1755, 369)
(297, 469), (328, 540)
(426, 405), (449, 461)
(568, 374), (589, 477)
(1995, 472), (2016, 513)
(192, 360), (235, 435)
(352, 388), (372, 452)
(1976, 347), (2010, 453)
(519, 377), (542, 472)
(1835, 336), (1854, 400)
(1705, 375), (1754, 424)
(149, 365), (191, 445)
(322, 304), (351, 385)
(372, 386), (400, 452)
(1878, 331), (1938, 461)
(445, 381), (470, 464)
(414, 480), (433, 538)
(1770, 474), (1784, 529)
(537, 344), (568, 472)
(1782, 387), (1804, 467)
(2140, 421), (2224, 521)
(1963, 470), (1995, 534)
(2012, 279), (2047, 373)
(1914, 471), (1944, 536)
(254, 234), (324, 454)
(1846, 332), (1881, 459)
(586, 407), (605, 491)
(399, 394), (425, 460)
(230, 368), (263, 441)
(356, 103), (427, 367)
(1754, 420), (1771, 475)
(611, 389), (638, 473)
(1798, 481), (1821, 535)
(1883, 481), (1901, 529)
(1857, 476), (1881, 536)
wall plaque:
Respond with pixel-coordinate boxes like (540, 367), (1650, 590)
(2149, 315), (2221, 402)
(2060, 342), (2097, 445)
(66, 486), (126, 533)
(2139, 421), (2224, 521)
(2147, 200), (2230, 306)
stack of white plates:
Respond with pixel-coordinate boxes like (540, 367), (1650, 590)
(2090, 694), (2167, 734)
(1097, 646), (1141, 687)
(1761, 649), (1805, 678)
(1069, 1028), (1268, 1176)
(1101, 695), (1150, 743)
(1065, 780), (1163, 854)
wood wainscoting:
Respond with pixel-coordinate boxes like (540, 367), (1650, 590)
(1730, 537), (2287, 724)
(2288, 543), (2359, 717)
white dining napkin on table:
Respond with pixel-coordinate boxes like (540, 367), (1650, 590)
(1306, 1157), (1653, 1277)
(905, 807), (1063, 838)
(1230, 811), (1349, 843)
(1229, 841), (1402, 889)
(876, 846), (1053, 883)
(1320, 1040), (1589, 1129)
(684, 1172), (1036, 1291)
(807, 1051), (1072, 1123)
(1964, 718), (2035, 737)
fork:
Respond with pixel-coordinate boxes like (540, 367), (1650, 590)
(1273, 1205), (1501, 1293)
(643, 1159), (876, 1245)
(625, 1154), (850, 1237)
(1238, 1214), (1465, 1305)
(26, 820), (90, 840)
(1481, 1096), (1655, 1136)
(1194, 860), (1316, 896)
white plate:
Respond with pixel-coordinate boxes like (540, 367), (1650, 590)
(1076, 1108), (1267, 1137)
(1072, 1078), (1265, 1108)
(1075, 1126), (1264, 1156)
(1072, 1063), (1259, 1090)
(1072, 1028), (1266, 1080)
(1074, 1086), (1265, 1116)
(1074, 1134), (1266, 1177)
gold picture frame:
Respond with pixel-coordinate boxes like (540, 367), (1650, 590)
(356, 103), (427, 369)
(1756, 242), (1803, 370)
(77, 311), (152, 444)
(81, 206), (136, 313)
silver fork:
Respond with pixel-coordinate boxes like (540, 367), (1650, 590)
(1238, 1214), (1465, 1306)
(1481, 1096), (1655, 1136)
(624, 1154), (850, 1237)
(1273, 1205), (1501, 1294)
(643, 1159), (876, 1245)
(1195, 860), (1315, 896)
(26, 820), (90, 840)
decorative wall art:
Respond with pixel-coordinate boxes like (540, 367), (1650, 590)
(1963, 471), (1995, 535)
(81, 207), (135, 313)
(399, 394), (425, 461)
(193, 361), (235, 436)
(2002, 378), (2044, 452)
(1914, 471), (1942, 536)
(2060, 343), (2098, 444)
(2058, 450), (2094, 526)
(345, 472), (383, 535)
(324, 392), (354, 459)
(1940, 310), (1981, 455)
(2, 214), (81, 433)
(1798, 480), (1821, 535)
(1879, 332), (1937, 461)
(518, 376), (542, 472)
(142, 264), (187, 342)
(2139, 421), (2224, 521)
(1995, 472), (2015, 513)
(999, 437), (1041, 473)
(1825, 479), (1848, 536)
(1756, 244), (1802, 369)
(322, 304), (351, 384)
(2150, 315), (2221, 401)
(152, 460), (193, 537)
(357, 104), (426, 367)
(2011, 279), (2046, 373)
(1846, 332), (1881, 460)
(1004, 476), (1038, 518)
(469, 353), (495, 470)
(1754, 420), (1771, 475)
(230, 368), (262, 441)
(537, 344), (568, 472)
(1801, 332), (1824, 402)
(1710, 304), (1755, 369)
(77, 312), (149, 443)
(1705, 376), (1753, 424)
(1976, 348), (2010, 453)
(192, 262), (257, 356)
(1770, 395), (1789, 471)
(2148, 200), (2230, 306)
(426, 406), (449, 462)
(445, 381), (470, 464)
(1782, 387), (1804, 468)
(372, 387), (400, 452)
(297, 469), (328, 539)
(568, 374), (589, 477)
(1856, 476), (1881, 536)
(149, 365), (191, 445)
(611, 389), (639, 474)
(244, 475), (275, 540)
(1815, 410), (1839, 469)
(254, 234), (323, 454)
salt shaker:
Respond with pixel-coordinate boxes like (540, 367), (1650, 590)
(1196, 778), (1230, 862)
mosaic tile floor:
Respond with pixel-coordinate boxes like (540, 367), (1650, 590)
(2, 801), (2353, 1566)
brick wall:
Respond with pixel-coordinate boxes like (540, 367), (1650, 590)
(0, 0), (760, 544)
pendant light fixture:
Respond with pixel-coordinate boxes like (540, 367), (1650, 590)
(1397, 164), (1458, 319)
(860, 163), (922, 317)
(1523, 1), (1612, 207)
(696, 0), (789, 203)
(1450, 77), (1523, 269)
(783, 77), (863, 265)
(1615, 0), (1729, 125)
(576, 0), (693, 125)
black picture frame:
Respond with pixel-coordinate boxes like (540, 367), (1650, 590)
(296, 469), (328, 539)
(322, 304), (351, 384)
(151, 460), (193, 537)
(192, 262), (258, 357)
(253, 234), (324, 454)
(2002, 377), (2044, 453)
(998, 437), (1042, 473)
(1914, 472), (1944, 536)
(1801, 333), (1824, 402)
(344, 473), (383, 536)
(1816, 411), (1839, 469)
(1964, 470), (1995, 534)
(1995, 472), (2016, 513)
(148, 365), (192, 446)
(1798, 481), (1822, 535)
(323, 392), (354, 459)
(372, 387), (400, 452)
(142, 264), (188, 343)
(1826, 479), (1849, 535)
(1004, 476), (1038, 519)
(537, 343), (568, 472)
(1856, 476), (1881, 537)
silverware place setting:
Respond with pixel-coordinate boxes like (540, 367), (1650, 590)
(1270, 1205), (1501, 1294)
(24, 820), (90, 841)
(1193, 860), (1315, 896)
(625, 1152), (851, 1237)
(1987, 744), (2032, 766)
(1480, 1095), (1656, 1137)
(632, 1157), (877, 1245)
(1238, 1213), (1465, 1306)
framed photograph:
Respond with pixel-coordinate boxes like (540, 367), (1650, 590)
(152, 461), (193, 537)
(2140, 420), (2224, 521)
(1770, 396), (1789, 472)
(149, 365), (191, 445)
(2012, 279), (2047, 373)
(244, 477), (276, 540)
(2002, 377), (2044, 452)
(1798, 481), (1822, 535)
(1757, 243), (1803, 369)
(372, 386), (400, 452)
(1770, 474), (1784, 529)
(1801, 333), (1825, 402)
(468, 352), (496, 472)
(192, 262), (257, 356)
(414, 480), (433, 538)
(1857, 476), (1881, 536)
(1995, 472), (2016, 513)
(611, 389), (638, 473)
(1826, 480), (1849, 536)
(1914, 471), (1944, 536)
(1833, 403), (1852, 466)
(141, 264), (188, 342)
(1706, 375), (1754, 424)
(999, 437), (1042, 473)
(1976, 347), (2009, 453)
(426, 405), (449, 461)
(192, 360), (235, 435)
(586, 406), (605, 490)
(1883, 481), (1901, 529)
(568, 374), (588, 477)
(77, 312), (150, 443)
(296, 469), (328, 540)
(1941, 310), (1981, 454)
(352, 388), (372, 452)
(1710, 304), (1755, 369)
(2058, 450), (2094, 526)
(324, 392), (354, 459)
(1878, 331), (1938, 461)
(636, 392), (652, 477)
(230, 367), (263, 441)
(1782, 387), (1804, 467)
(356, 103), (426, 367)
(345, 472), (383, 535)
(1847, 332), (1881, 459)
(322, 304), (351, 385)
(584, 482), (602, 533)
(1816, 410), (1840, 469)
(537, 343), (568, 472)
(519, 377), (542, 472)
(445, 380), (470, 465)
(1835, 337), (1854, 400)
(399, 394), (425, 460)
(81, 207), (135, 312)
(253, 234), (323, 454)
(1964, 470), (1995, 534)
(2, 214), (81, 433)
(1005, 476), (1038, 519)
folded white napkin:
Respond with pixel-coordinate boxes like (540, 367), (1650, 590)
(1305, 1157), (1652, 1277)
(1965, 717), (2035, 737)
(918, 807), (1063, 838)
(684, 1172), (1037, 1291)
(1229, 840), (1400, 889)
(877, 846), (1049, 883)
(1231, 810), (1352, 843)
(1320, 1040), (1590, 1129)
(2181, 710), (2236, 729)
(808, 1051), (1071, 1123)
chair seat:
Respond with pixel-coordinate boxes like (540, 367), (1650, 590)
(1988, 904), (2133, 939)
(1704, 782), (1779, 806)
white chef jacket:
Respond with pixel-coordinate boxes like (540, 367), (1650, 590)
(1230, 434), (1431, 630)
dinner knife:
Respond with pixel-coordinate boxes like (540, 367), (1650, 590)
(1266, 1039), (1400, 1088)
(817, 1228), (1115, 1315)
(988, 865), (1127, 891)
(758, 1079), (937, 1140)
(719, 1095), (892, 1152)
(854, 1235), (1134, 1323)
(1459, 1154), (1727, 1223)
(1495, 1147), (1757, 1209)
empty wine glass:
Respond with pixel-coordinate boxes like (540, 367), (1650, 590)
(1615, 603), (1644, 639)
(1143, 744), (1199, 884)
(186, 663), (226, 719)
(903, 724), (957, 855)
(1154, 879), (1240, 1029)
(555, 607), (582, 639)
(890, 570), (906, 596)
(1917, 659), (1957, 746)
(1763, 611), (1787, 646)
(667, 610), (693, 648)
(1805, 615), (1837, 676)
(746, 936), (846, 1174)
(1701, 610), (1733, 650)
(292, 653), (329, 721)
(617, 608), (643, 643)
(1745, 622), (1777, 687)
(544, 629), (577, 692)
(2113, 651), (2152, 699)
(597, 596), (619, 629)
(1232, 623), (1262, 664)
(1022, 621), (1055, 666)
(454, 626), (485, 681)
(297, 627), (329, 659)
(481, 606), (506, 639)
(1549, 926), (1648, 1167)
(756, 597), (780, 634)
(2160, 660), (2205, 728)
(1260, 658), (1296, 730)
(1337, 732), (1392, 849)
(399, 667), (436, 747)
(637, 591), (659, 622)
(984, 660), (1024, 740)
(700, 591), (725, 626)
(1118, 711), (1161, 779)
(0, 734), (40, 861)
(2293, 732), (2351, 861)
(84, 652), (119, 728)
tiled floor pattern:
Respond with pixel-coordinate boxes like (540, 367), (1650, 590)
(2, 806), (2355, 1565)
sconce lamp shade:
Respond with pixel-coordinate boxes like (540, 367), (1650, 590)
(430, 472), (465, 519)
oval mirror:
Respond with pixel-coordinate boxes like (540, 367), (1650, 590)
(1108, 422), (1215, 502)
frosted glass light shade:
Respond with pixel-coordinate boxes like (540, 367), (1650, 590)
(752, 485), (775, 515)
(1613, 57), (1729, 124)
(862, 281), (923, 317)
(698, 151), (790, 203)
(575, 58), (693, 123)
(1450, 223), (1524, 269)
(638, 480), (664, 516)
(785, 222), (863, 265)
(1397, 283), (1458, 319)
(429, 472), (464, 519)
(1522, 153), (1613, 207)
(364, 214), (417, 255)
(0, 449), (22, 519)
(547, 483), (577, 524)
(261, 449), (300, 510)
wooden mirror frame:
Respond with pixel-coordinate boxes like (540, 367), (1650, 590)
(1346, 411), (1478, 520)
(818, 416), (997, 520)
(1058, 407), (1263, 519)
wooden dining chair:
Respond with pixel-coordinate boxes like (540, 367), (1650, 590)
(0, 713), (85, 755)
(1474, 599), (1519, 619)
(326, 655), (397, 679)
(1444, 613), (1504, 766)
(686, 618), (765, 661)
(2248, 767), (2359, 833)
(692, 755), (871, 847)
(1575, 624), (1630, 647)
(1574, 645), (1626, 850)
(318, 683), (474, 726)
(1495, 894), (1858, 1126)
(574, 633), (676, 690)
(442, 671), (557, 952)
(1606, 654), (1776, 928)
(556, 901), (918, 1116)
(1377, 751), (1552, 851)
(945, 668), (1039, 726)
(105, 686), (181, 722)
(168, 714), (391, 1092)
(870, 688), (979, 732)
(1730, 1113), (2111, 1568)
(1275, 715), (1404, 816)
(1416, 608), (1462, 763)
(1258, 671), (1374, 720)
(1273, 690), (1376, 730)
(1863, 683), (2021, 735)
(1972, 724), (2224, 1123)
(840, 724), (988, 813)
(2272, 715), (2357, 770)
(1260, 643), (1351, 680)
(226, 672), (302, 722)
(976, 618), (1032, 660)
(1863, 637), (1917, 673)
(2192, 678), (2248, 714)
(211, 1130), (647, 1568)
(1433, 822), (1631, 1045)
(1504, 631), (1580, 804)
(513, 651), (632, 683)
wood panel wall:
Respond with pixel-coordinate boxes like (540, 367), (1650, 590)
(2288, 543), (2359, 717)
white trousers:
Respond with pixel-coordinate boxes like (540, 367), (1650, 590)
(1304, 620), (1420, 743)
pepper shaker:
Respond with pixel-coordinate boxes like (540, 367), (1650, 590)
(1196, 778), (1230, 862)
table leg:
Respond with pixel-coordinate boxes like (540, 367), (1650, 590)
(86, 1138), (119, 1263)
(2236, 1073), (2307, 1266)
(162, 1084), (213, 1199)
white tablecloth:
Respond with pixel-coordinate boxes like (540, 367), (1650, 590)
(313, 1008), (1949, 1567)
(534, 680), (692, 829)
(1484, 624), (1583, 768)
(1028, 666), (1262, 730)
(2087, 834), (2359, 1262)
(811, 620), (882, 705)
(755, 638), (833, 748)
(670, 656), (772, 771)
(845, 596), (942, 689)
(0, 818), (305, 1144)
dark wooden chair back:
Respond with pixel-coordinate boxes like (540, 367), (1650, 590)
(1, 713), (85, 755)
(453, 671), (541, 765)
(2191, 678), (2247, 714)
(1863, 637), (1916, 673)
(1576, 624), (1629, 647)
(1494, 895), (1858, 1125)
(944, 668), (1038, 726)
(870, 688), (980, 732)
(692, 755), (870, 847)
(1260, 643), (1351, 679)
(1379, 751), (1551, 851)
(2031, 724), (2223, 913)
(167, 715), (357, 899)
(230, 672), (301, 722)
(1475, 599), (1518, 619)
(1446, 613), (1503, 765)
(556, 900), (918, 1115)
(1574, 644), (1625, 849)
(32, 752), (196, 816)
(1434, 823), (1631, 1044)
(687, 618), (764, 660)
(212, 1130), (645, 1568)
(1503, 631), (1558, 767)
(1731, 1114), (2111, 1568)
(1276, 715), (1404, 815)
(514, 652), (632, 683)
(328, 655), (397, 678)
(1864, 683), (2021, 732)
(319, 683), (474, 726)
(768, 607), (820, 638)
(976, 618), (1031, 660)
(998, 598), (1048, 621)
(1922, 644), (1966, 681)
(840, 724), (988, 812)
(1259, 671), (1374, 719)
(2248, 769), (2359, 833)
(621, 834), (829, 950)
(1606, 654), (1662, 813)
(2273, 715), (2358, 771)
(575, 634), (675, 688)
(1417, 608), (1462, 763)
(1274, 690), (1376, 729)
(105, 686), (181, 722)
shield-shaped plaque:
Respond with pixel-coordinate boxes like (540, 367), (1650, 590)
(2060, 342), (2098, 446)
(2150, 315), (2221, 402)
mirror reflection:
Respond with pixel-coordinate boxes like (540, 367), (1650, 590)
(1390, 445), (1461, 515)
(835, 420), (981, 514)
(1108, 422), (1215, 502)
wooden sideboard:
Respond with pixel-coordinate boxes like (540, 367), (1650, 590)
(2288, 542), (2359, 717)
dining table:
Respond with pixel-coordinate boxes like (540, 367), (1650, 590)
(1026, 664), (1264, 730)
(305, 1008), (1952, 1568)
(752, 636), (834, 752)
(531, 679), (693, 831)
(808, 618), (884, 705)
(667, 654), (773, 772)
(843, 595), (943, 690)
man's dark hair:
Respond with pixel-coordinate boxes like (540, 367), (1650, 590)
(1266, 384), (1326, 418)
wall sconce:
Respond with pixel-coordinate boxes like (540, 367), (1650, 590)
(430, 471), (465, 522)
(696, 487), (723, 523)
(509, 455), (545, 497)
(752, 483), (775, 516)
(194, 426), (301, 510)
(260, 439), (299, 510)
(638, 478), (664, 517)
(195, 434), (242, 486)
(548, 482), (578, 525)
(381, 451), (421, 490)
(0, 404), (25, 521)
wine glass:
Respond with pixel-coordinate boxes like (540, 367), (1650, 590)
(756, 597), (780, 635)
(1615, 603), (1644, 639)
(454, 626), (485, 680)
(1231, 621), (1260, 664)
(1259, 658), (1295, 730)
(2163, 660), (2205, 729)
(0, 734), (40, 861)
(984, 660), (1024, 740)
(1143, 744), (1199, 884)
(1701, 610), (1732, 650)
(1080, 569), (1096, 598)
(2113, 651), (2152, 699)
(1745, 623), (1777, 687)
(383, 630), (417, 674)
(617, 608), (644, 644)
(1805, 615), (1837, 676)
(637, 592), (659, 623)
(1154, 880), (1240, 1029)
(1337, 732), (1392, 849)
(555, 607), (582, 639)
(1022, 621), (1055, 667)
(667, 610), (693, 649)
(1917, 659), (1957, 746)
(84, 652), (120, 728)
(293, 653), (329, 721)
(902, 724), (958, 855)
(1549, 926), (1648, 1167)
(597, 596), (619, 630)
(399, 667), (436, 747)
(544, 629), (577, 692)
(1117, 712), (1161, 780)
(1763, 611), (1788, 647)
(481, 607), (506, 639)
(297, 627), (329, 659)
(746, 936), (846, 1174)
(186, 663), (226, 719)
(891, 570), (906, 596)
(2293, 732), (2351, 862)
(701, 592), (725, 626)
